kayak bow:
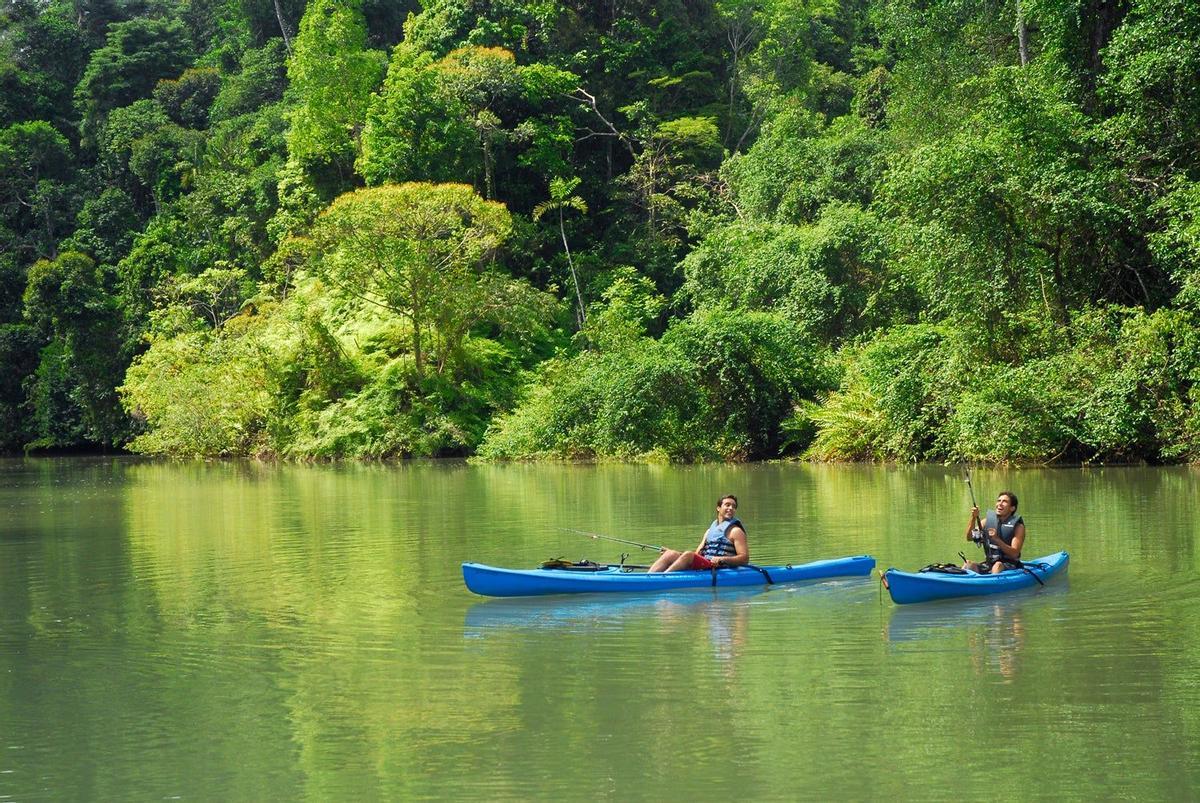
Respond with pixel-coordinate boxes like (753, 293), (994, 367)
(462, 555), (876, 597)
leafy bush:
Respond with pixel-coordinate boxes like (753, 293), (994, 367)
(1072, 307), (1200, 461)
(288, 336), (523, 459)
(940, 356), (1077, 462)
(943, 308), (1200, 462)
(477, 344), (710, 461)
(480, 310), (828, 461)
(23, 252), (129, 448)
(120, 323), (278, 458)
(153, 67), (221, 129)
(0, 323), (38, 450)
(722, 110), (888, 224)
(208, 41), (288, 124)
(1149, 178), (1200, 309)
(805, 308), (1200, 463)
(663, 309), (831, 457)
(805, 324), (966, 461)
(680, 203), (902, 342)
(121, 274), (542, 459)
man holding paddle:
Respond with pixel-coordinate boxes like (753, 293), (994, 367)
(648, 494), (749, 573)
(962, 490), (1026, 574)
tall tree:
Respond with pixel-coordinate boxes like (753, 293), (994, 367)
(532, 176), (588, 328)
(285, 0), (385, 194)
(0, 2), (89, 129)
(359, 46), (577, 202)
(22, 251), (128, 447)
(0, 121), (75, 262)
(74, 16), (194, 147)
(307, 182), (555, 375)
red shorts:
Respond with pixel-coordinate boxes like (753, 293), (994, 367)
(690, 554), (715, 570)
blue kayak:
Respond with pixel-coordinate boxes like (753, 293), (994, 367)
(882, 551), (1069, 604)
(462, 555), (877, 597)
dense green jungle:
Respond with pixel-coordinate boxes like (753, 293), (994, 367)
(2, 0), (1199, 463)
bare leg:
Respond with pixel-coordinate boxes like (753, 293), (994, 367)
(990, 562), (1005, 574)
(649, 550), (682, 573)
(962, 560), (983, 573)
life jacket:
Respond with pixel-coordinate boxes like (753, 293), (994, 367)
(699, 518), (743, 558)
(983, 510), (1023, 563)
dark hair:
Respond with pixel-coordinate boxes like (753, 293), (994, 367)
(717, 494), (738, 508)
(997, 490), (1018, 510)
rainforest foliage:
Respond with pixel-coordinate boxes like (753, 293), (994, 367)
(3, 0), (1200, 462)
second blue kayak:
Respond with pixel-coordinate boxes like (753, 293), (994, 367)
(882, 551), (1069, 604)
(463, 555), (876, 597)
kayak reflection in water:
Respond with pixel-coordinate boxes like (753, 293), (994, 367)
(961, 491), (1026, 575)
(966, 603), (1027, 682)
(648, 494), (749, 573)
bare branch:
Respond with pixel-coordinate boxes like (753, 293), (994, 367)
(570, 88), (636, 156)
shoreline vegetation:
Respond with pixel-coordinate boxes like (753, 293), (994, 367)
(3, 0), (1200, 465)
(1, 441), (1192, 470)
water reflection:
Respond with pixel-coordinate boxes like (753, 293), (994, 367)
(973, 605), (1025, 681)
(465, 589), (760, 668)
(885, 584), (1069, 680)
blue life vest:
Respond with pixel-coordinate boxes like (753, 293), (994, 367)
(984, 510), (1023, 562)
(700, 518), (743, 558)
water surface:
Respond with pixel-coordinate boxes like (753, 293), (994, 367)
(1, 459), (1197, 799)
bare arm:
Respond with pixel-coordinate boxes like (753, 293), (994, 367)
(965, 506), (982, 541)
(712, 526), (749, 567)
(989, 522), (1025, 560)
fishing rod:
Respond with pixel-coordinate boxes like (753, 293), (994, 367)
(965, 468), (994, 561)
(559, 527), (666, 552)
(964, 471), (1041, 584)
(558, 528), (775, 584)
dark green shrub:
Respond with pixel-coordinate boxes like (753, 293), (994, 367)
(805, 324), (967, 461)
(481, 310), (828, 461)
(940, 356), (1077, 462)
(477, 343), (710, 461)
(679, 204), (900, 342)
(810, 308), (1200, 464)
(663, 309), (831, 458)
(286, 333), (526, 459)
(1070, 307), (1200, 461)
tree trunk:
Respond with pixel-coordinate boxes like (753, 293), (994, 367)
(1015, 0), (1029, 66)
(560, 208), (585, 329)
(1049, 231), (1073, 341)
(412, 323), (424, 377)
(482, 134), (495, 200)
(1079, 0), (1129, 110)
(44, 204), (57, 260)
(274, 0), (292, 54)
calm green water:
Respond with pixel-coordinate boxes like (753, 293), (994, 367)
(1, 458), (1198, 800)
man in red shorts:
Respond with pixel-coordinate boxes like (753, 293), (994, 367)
(647, 494), (749, 572)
